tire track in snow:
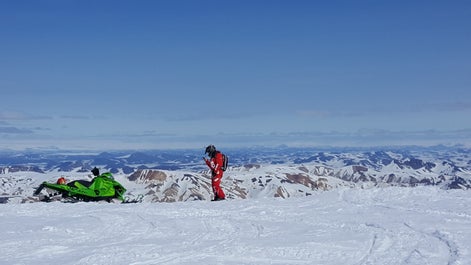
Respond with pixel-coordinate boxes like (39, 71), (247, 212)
(404, 223), (459, 265)
(432, 231), (459, 265)
(356, 223), (395, 265)
(338, 188), (467, 264)
(356, 233), (378, 265)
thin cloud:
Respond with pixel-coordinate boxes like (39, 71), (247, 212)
(298, 100), (471, 120)
(296, 110), (331, 118)
(0, 111), (52, 121)
(0, 126), (34, 134)
(428, 101), (471, 112)
(395, 101), (471, 114)
(296, 109), (372, 118)
(60, 115), (91, 120)
(164, 111), (259, 122)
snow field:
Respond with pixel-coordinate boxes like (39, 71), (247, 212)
(0, 186), (470, 265)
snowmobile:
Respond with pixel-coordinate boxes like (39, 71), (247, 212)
(34, 171), (127, 203)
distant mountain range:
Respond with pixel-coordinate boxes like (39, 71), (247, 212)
(1, 146), (470, 203)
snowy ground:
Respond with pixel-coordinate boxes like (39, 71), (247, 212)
(1, 187), (470, 265)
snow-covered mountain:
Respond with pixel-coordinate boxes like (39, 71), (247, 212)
(1, 146), (470, 203)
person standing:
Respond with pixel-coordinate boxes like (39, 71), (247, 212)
(203, 145), (226, 201)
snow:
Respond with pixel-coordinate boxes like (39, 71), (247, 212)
(1, 187), (470, 265)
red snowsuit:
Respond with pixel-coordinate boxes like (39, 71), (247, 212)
(205, 151), (226, 200)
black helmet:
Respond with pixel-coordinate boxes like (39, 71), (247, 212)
(91, 167), (100, 176)
(205, 145), (216, 157)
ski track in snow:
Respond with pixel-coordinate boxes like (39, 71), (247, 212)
(0, 187), (470, 265)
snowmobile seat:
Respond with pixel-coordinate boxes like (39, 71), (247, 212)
(68, 179), (93, 188)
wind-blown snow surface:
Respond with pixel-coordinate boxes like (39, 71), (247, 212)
(1, 187), (470, 265)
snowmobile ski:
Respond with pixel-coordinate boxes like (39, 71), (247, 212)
(123, 194), (144, 203)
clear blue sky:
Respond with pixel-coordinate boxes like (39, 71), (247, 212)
(1, 0), (470, 150)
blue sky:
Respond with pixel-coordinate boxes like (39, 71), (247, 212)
(1, 0), (470, 150)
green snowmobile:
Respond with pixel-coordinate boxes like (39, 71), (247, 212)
(34, 168), (126, 202)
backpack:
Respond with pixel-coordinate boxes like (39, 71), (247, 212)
(221, 152), (228, 171)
